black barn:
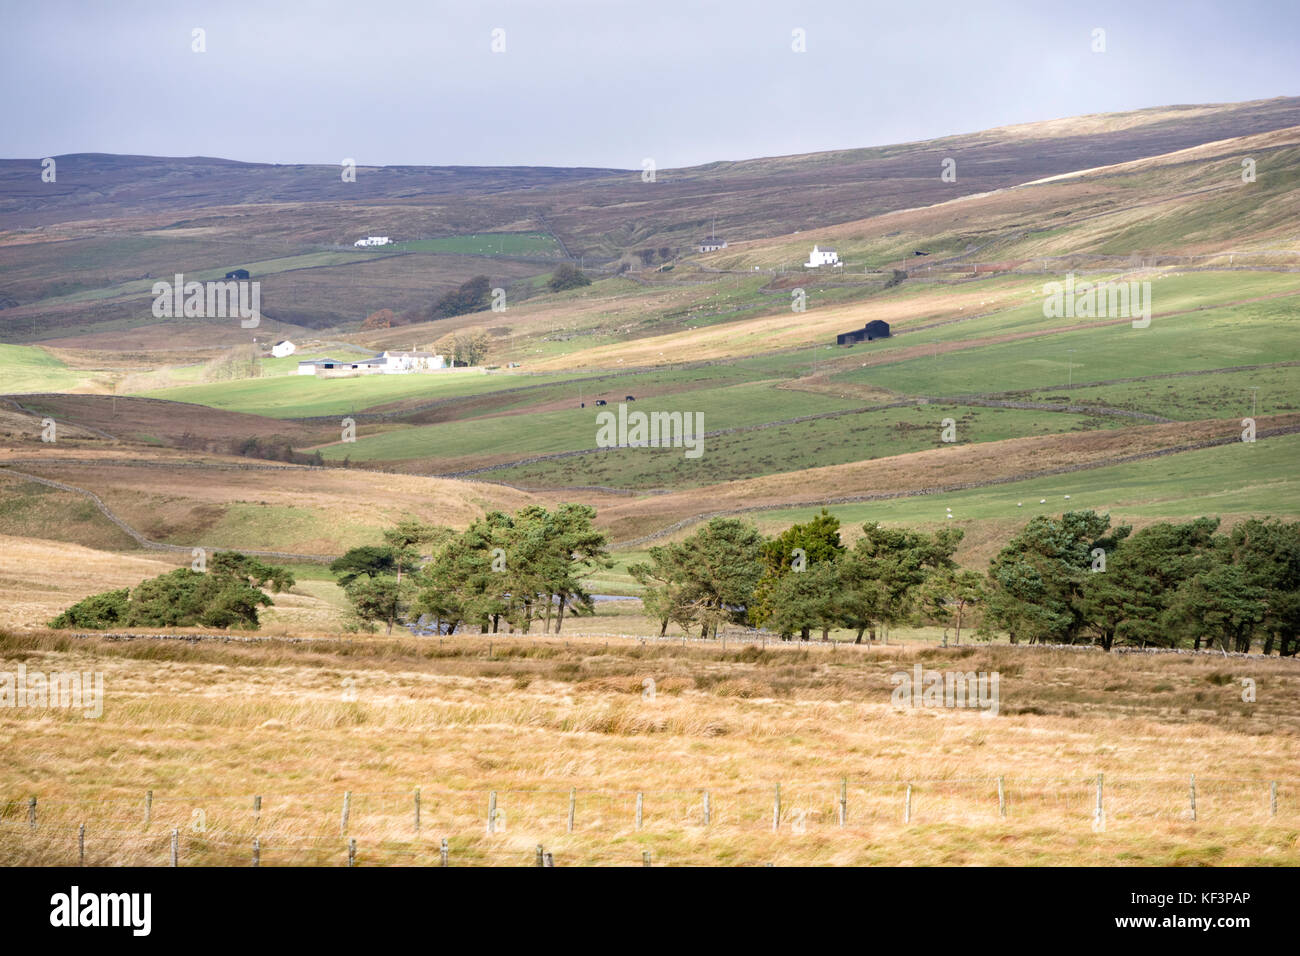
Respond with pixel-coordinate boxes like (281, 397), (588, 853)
(836, 320), (890, 346)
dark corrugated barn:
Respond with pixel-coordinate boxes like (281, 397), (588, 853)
(836, 320), (890, 345)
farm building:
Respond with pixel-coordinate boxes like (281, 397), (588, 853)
(270, 340), (296, 358)
(379, 350), (446, 371)
(297, 351), (447, 376)
(698, 237), (727, 252)
(836, 320), (890, 346)
(297, 357), (383, 376)
(225, 268), (251, 280)
(354, 236), (392, 247)
(804, 245), (840, 268)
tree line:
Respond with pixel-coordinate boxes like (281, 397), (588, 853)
(330, 504), (609, 635)
(48, 504), (1300, 655)
(630, 510), (1299, 654)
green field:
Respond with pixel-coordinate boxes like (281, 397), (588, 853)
(317, 381), (869, 462)
(487, 403), (1120, 489)
(384, 232), (563, 257)
(0, 345), (83, 394)
(752, 431), (1300, 533)
(1018, 364), (1300, 421)
(136, 369), (569, 418)
(834, 298), (1300, 396)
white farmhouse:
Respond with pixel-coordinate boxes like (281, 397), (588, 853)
(379, 350), (446, 372)
(353, 236), (392, 247)
(804, 245), (841, 268)
(698, 237), (727, 252)
(270, 340), (296, 358)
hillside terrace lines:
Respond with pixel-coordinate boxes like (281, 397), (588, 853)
(600, 415), (1300, 547)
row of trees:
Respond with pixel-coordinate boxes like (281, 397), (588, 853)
(330, 505), (610, 635)
(630, 512), (967, 643)
(986, 512), (1300, 655)
(629, 510), (1300, 654)
(47, 504), (1300, 654)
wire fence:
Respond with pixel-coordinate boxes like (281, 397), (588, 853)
(1, 775), (1290, 866)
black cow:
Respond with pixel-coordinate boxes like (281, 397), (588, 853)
(594, 399), (608, 406)
(625, 395), (635, 401)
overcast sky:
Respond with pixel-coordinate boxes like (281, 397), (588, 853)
(3, 0), (1297, 169)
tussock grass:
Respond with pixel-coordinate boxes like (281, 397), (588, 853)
(2, 627), (1298, 865)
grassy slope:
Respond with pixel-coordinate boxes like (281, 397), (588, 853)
(0, 344), (84, 393)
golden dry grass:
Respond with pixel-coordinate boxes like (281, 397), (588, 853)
(1, 627), (1297, 867)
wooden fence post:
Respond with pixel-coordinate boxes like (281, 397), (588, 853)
(440, 837), (449, 867)
(170, 828), (179, 867)
(144, 790), (152, 829)
(340, 791), (351, 836)
(1094, 774), (1105, 831)
(27, 797), (36, 830)
(703, 790), (711, 826)
(1189, 774), (1197, 821)
(642, 850), (651, 867)
(543, 851), (554, 867)
(998, 776), (1006, 818)
(347, 838), (356, 867)
(413, 787), (421, 833)
(252, 838), (260, 867)
(253, 794), (261, 828)
(488, 791), (498, 833)
(772, 784), (781, 831)
(635, 792), (643, 831)
(904, 783), (912, 824)
(1270, 781), (1277, 817)
(838, 778), (847, 827)
(78, 824), (85, 866)
(536, 844), (544, 867)
(568, 788), (576, 833)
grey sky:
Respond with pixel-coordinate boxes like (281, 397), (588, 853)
(2, 0), (1297, 169)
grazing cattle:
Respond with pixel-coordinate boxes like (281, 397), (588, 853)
(625, 395), (635, 401)
(594, 399), (608, 406)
